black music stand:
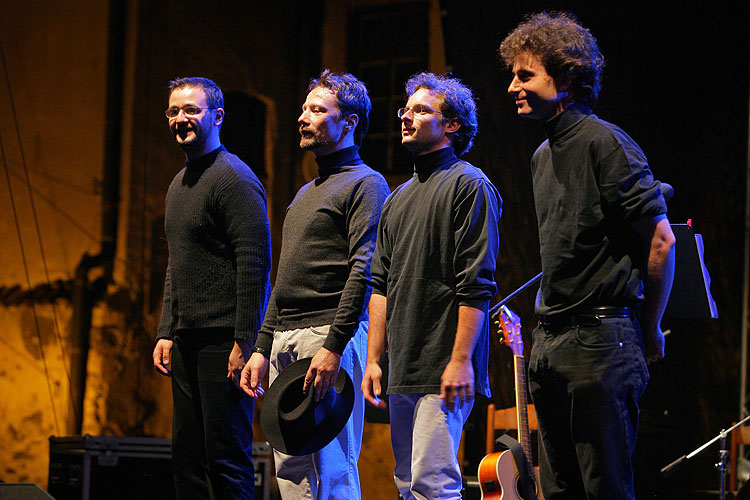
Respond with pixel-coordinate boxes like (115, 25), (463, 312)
(664, 223), (718, 320)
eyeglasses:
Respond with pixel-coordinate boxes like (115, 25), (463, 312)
(397, 105), (443, 118)
(165, 106), (215, 118)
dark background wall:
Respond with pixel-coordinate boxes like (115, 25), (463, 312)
(441, 2), (748, 494)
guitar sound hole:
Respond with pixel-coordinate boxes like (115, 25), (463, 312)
(515, 474), (539, 498)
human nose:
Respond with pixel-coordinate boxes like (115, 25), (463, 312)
(298, 109), (310, 125)
(508, 76), (520, 95)
(174, 108), (190, 121)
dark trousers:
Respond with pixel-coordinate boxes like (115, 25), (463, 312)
(528, 316), (649, 500)
(171, 328), (255, 500)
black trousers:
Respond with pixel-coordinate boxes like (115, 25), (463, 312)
(171, 328), (255, 500)
(528, 316), (648, 500)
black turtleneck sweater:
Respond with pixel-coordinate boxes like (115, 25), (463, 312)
(532, 103), (667, 316)
(157, 146), (272, 340)
(370, 147), (502, 397)
(254, 146), (390, 355)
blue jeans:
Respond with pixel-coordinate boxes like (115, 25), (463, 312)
(269, 322), (366, 500)
(171, 328), (255, 500)
(388, 393), (473, 500)
(528, 316), (649, 500)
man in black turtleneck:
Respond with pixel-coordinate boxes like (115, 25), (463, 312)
(362, 72), (501, 500)
(499, 13), (674, 500)
(153, 77), (271, 499)
(241, 70), (389, 500)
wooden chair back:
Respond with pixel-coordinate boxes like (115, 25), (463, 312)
(485, 403), (538, 455)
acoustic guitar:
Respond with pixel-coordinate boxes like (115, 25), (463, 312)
(477, 305), (543, 500)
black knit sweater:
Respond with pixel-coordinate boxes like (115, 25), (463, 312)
(157, 147), (272, 341)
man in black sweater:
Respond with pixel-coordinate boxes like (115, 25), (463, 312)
(241, 70), (389, 500)
(500, 12), (675, 500)
(153, 77), (271, 500)
(362, 72), (501, 500)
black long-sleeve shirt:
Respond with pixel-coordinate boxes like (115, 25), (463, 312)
(254, 146), (390, 355)
(371, 147), (501, 397)
(532, 103), (667, 316)
(157, 146), (272, 341)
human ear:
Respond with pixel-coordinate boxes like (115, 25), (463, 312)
(445, 118), (461, 133)
(345, 113), (359, 131)
(554, 72), (572, 92)
(214, 108), (225, 126)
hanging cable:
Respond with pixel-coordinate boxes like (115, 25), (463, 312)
(0, 126), (61, 436)
(0, 32), (73, 434)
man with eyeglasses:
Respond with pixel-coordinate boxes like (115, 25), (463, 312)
(362, 72), (501, 499)
(152, 76), (271, 500)
(240, 69), (389, 500)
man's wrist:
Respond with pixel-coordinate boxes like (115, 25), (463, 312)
(252, 345), (271, 359)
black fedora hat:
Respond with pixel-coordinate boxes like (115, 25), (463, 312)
(261, 357), (354, 456)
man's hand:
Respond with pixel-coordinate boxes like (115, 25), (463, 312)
(644, 327), (666, 364)
(363, 294), (388, 409)
(304, 347), (342, 402)
(227, 339), (252, 389)
(440, 358), (474, 411)
(440, 305), (483, 411)
(361, 361), (387, 409)
(240, 352), (269, 398)
(152, 339), (173, 376)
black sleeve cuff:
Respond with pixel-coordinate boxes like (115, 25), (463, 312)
(253, 345), (271, 359)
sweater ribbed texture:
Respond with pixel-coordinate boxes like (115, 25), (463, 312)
(157, 147), (272, 341)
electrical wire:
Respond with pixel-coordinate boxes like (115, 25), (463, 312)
(0, 126), (61, 436)
(0, 33), (73, 435)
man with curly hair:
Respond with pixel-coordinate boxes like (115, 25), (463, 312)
(362, 72), (501, 499)
(499, 11), (675, 499)
(241, 69), (389, 500)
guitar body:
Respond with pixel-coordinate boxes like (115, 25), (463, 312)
(477, 451), (542, 500)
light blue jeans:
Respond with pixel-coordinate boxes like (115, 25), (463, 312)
(389, 393), (473, 500)
(269, 322), (366, 500)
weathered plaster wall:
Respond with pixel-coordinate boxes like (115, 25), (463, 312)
(0, 0), (109, 486)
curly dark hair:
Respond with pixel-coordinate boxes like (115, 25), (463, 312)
(405, 72), (478, 157)
(168, 77), (224, 109)
(308, 69), (371, 147)
(499, 11), (605, 109)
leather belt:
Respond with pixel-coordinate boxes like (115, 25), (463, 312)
(539, 306), (632, 329)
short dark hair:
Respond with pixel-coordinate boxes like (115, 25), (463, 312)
(405, 72), (478, 157)
(499, 11), (605, 109)
(168, 77), (224, 109)
(308, 70), (371, 147)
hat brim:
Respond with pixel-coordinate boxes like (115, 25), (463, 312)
(261, 357), (354, 456)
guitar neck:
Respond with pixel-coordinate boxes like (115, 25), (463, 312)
(513, 354), (534, 474)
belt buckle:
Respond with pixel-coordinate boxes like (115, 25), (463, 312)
(576, 314), (602, 327)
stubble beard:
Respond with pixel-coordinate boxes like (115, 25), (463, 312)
(174, 127), (203, 152)
(300, 131), (330, 152)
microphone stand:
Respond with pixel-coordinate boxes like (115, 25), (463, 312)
(661, 414), (750, 498)
(489, 272), (542, 319)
